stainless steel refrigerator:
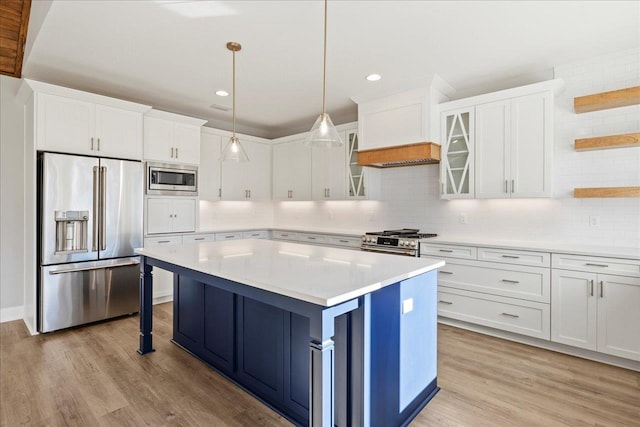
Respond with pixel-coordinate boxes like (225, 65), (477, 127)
(38, 152), (143, 332)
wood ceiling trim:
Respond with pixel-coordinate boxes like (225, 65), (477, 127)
(0, 0), (31, 78)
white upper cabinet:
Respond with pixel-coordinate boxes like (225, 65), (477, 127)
(199, 130), (222, 201)
(312, 141), (346, 200)
(440, 107), (475, 199)
(272, 138), (311, 201)
(476, 92), (553, 198)
(143, 109), (206, 165)
(221, 138), (271, 200)
(30, 81), (150, 160)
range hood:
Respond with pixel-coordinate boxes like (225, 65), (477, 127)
(357, 142), (441, 168)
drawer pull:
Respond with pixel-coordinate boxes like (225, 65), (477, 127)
(438, 300), (453, 305)
(439, 271), (454, 275)
(308, 237), (317, 240)
(501, 255), (520, 259)
(501, 312), (520, 318)
(251, 234), (260, 237)
(193, 238), (205, 241)
(339, 240), (349, 243)
(439, 249), (454, 253)
(158, 240), (170, 244)
(501, 279), (520, 284)
(225, 235), (235, 239)
(586, 263), (608, 268)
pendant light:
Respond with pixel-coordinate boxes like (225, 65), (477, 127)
(221, 41), (249, 162)
(305, 0), (343, 148)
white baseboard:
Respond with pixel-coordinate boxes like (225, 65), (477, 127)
(0, 305), (24, 323)
(153, 291), (173, 305)
(439, 317), (640, 372)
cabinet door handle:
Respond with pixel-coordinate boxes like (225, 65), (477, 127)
(505, 180), (508, 193)
(511, 179), (514, 193)
(175, 147), (178, 158)
(438, 300), (453, 305)
(248, 190), (251, 198)
(90, 137), (94, 150)
(171, 147), (174, 158)
(600, 280), (604, 298)
(218, 188), (222, 198)
(586, 263), (608, 268)
(501, 255), (520, 259)
(439, 249), (453, 253)
(439, 271), (454, 275)
(97, 138), (100, 151)
(501, 312), (519, 318)
(501, 279), (520, 284)
(590, 279), (594, 297)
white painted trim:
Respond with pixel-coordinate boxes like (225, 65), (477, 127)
(439, 317), (640, 372)
(153, 294), (174, 305)
(0, 305), (23, 323)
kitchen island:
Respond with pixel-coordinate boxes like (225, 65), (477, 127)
(135, 239), (444, 426)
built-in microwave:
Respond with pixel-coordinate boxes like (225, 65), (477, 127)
(146, 162), (198, 196)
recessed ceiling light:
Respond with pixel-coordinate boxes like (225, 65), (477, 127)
(366, 73), (382, 82)
(216, 90), (229, 97)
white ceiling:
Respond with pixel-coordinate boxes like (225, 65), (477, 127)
(23, 1), (640, 139)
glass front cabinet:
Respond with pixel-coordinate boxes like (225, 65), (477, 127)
(440, 108), (474, 199)
(346, 129), (366, 198)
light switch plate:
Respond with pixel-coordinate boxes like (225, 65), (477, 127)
(402, 298), (414, 314)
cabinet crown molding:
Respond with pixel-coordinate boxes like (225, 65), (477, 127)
(145, 108), (207, 126)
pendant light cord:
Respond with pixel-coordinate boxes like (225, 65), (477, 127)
(232, 49), (236, 137)
(322, 0), (327, 115)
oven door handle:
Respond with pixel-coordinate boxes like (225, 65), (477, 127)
(361, 246), (416, 256)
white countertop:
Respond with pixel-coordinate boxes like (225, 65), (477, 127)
(419, 236), (640, 260)
(193, 225), (365, 238)
(136, 239), (444, 307)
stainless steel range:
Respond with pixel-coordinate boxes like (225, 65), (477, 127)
(361, 229), (437, 257)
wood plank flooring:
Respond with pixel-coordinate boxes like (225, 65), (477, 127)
(1, 303), (638, 426)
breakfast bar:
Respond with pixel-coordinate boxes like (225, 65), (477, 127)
(135, 239), (444, 426)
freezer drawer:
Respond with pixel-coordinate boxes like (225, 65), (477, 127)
(39, 258), (140, 332)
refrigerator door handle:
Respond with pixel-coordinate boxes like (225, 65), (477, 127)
(100, 166), (107, 250)
(92, 166), (100, 251)
(49, 260), (140, 275)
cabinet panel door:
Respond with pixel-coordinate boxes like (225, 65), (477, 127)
(143, 116), (173, 162)
(273, 139), (311, 200)
(173, 123), (201, 165)
(171, 198), (196, 233)
(284, 312), (310, 419)
(597, 274), (640, 361)
(37, 93), (95, 154)
(203, 286), (235, 372)
(245, 140), (271, 200)
(95, 105), (143, 160)
(510, 93), (552, 198)
(220, 139), (249, 200)
(238, 297), (284, 402)
(174, 276), (203, 347)
(551, 270), (597, 350)
(440, 108), (474, 199)
(475, 100), (510, 198)
(199, 133), (222, 200)
(312, 144), (346, 200)
(146, 198), (174, 234)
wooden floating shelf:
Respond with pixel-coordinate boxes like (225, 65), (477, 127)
(574, 132), (640, 151)
(574, 187), (640, 198)
(574, 86), (640, 113)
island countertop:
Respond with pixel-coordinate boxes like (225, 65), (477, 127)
(135, 239), (445, 307)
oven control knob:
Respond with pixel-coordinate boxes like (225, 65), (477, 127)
(400, 240), (406, 246)
(410, 241), (416, 247)
(362, 236), (366, 242)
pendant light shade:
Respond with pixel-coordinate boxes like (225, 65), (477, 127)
(222, 41), (249, 162)
(305, 0), (343, 148)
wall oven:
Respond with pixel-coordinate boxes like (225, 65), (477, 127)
(147, 162), (198, 196)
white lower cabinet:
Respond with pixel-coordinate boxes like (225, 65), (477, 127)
(146, 197), (197, 234)
(551, 267), (640, 361)
(143, 236), (182, 299)
(271, 230), (299, 241)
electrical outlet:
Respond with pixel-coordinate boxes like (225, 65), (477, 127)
(459, 213), (468, 224)
(589, 216), (600, 227)
(402, 298), (414, 314)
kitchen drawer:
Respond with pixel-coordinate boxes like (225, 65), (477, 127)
(438, 260), (550, 303)
(299, 233), (327, 245)
(420, 243), (477, 260)
(144, 236), (182, 245)
(215, 232), (243, 241)
(552, 254), (640, 278)
(437, 287), (550, 340)
(182, 234), (214, 244)
(327, 235), (362, 248)
(242, 230), (269, 239)
(272, 230), (299, 241)
(477, 247), (550, 267)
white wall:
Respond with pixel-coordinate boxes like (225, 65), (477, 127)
(273, 48), (640, 248)
(0, 75), (26, 319)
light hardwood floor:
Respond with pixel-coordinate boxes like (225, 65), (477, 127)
(1, 303), (638, 426)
